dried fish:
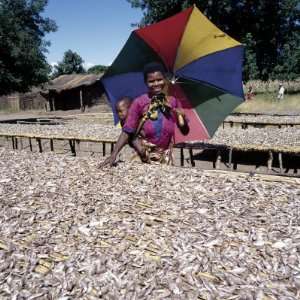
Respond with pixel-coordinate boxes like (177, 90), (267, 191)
(0, 150), (299, 299)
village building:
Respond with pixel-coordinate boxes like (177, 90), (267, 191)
(0, 74), (108, 112)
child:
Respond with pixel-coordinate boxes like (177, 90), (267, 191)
(115, 97), (132, 127)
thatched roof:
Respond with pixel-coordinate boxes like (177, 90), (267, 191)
(42, 74), (103, 94)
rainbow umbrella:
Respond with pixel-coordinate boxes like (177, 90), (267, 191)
(102, 6), (244, 142)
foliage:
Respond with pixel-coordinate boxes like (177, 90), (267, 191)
(52, 50), (85, 78)
(242, 33), (259, 81)
(0, 0), (57, 95)
(127, 0), (300, 81)
(87, 64), (108, 74)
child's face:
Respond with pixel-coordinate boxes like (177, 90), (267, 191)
(116, 101), (129, 121)
(146, 71), (166, 95)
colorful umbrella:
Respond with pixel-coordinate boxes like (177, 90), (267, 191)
(102, 5), (244, 142)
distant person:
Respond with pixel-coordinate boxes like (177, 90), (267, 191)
(277, 84), (285, 100)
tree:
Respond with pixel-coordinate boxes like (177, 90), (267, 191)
(87, 64), (108, 74)
(0, 0), (57, 95)
(52, 50), (85, 78)
(127, 0), (300, 81)
(242, 33), (259, 81)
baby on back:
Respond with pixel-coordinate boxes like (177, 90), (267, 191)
(116, 97), (132, 127)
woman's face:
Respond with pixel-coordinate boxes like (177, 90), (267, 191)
(146, 71), (166, 95)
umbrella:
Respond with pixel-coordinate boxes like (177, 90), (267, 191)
(102, 5), (244, 143)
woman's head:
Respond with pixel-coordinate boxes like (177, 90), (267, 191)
(143, 62), (167, 95)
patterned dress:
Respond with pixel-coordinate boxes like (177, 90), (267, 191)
(123, 93), (181, 163)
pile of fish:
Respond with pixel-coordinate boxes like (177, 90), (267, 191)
(225, 114), (300, 124)
(1, 120), (300, 151)
(1, 149), (300, 299)
(210, 127), (300, 149)
(0, 123), (121, 141)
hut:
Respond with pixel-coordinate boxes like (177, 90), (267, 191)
(0, 93), (20, 112)
(41, 74), (107, 112)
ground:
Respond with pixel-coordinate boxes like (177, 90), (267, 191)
(235, 94), (300, 115)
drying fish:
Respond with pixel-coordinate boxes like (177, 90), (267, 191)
(0, 149), (299, 298)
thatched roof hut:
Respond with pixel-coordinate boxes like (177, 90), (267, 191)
(41, 74), (107, 112)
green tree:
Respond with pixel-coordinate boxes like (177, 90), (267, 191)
(52, 50), (85, 78)
(242, 33), (259, 81)
(127, 0), (300, 81)
(87, 64), (108, 74)
(0, 0), (57, 95)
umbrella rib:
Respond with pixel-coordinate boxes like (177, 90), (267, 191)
(174, 75), (241, 97)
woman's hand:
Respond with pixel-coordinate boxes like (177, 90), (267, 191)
(173, 108), (185, 127)
(98, 131), (129, 168)
(173, 107), (185, 117)
(98, 153), (118, 168)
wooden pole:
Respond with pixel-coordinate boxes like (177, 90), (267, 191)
(37, 138), (42, 153)
(189, 148), (195, 167)
(80, 88), (84, 112)
(11, 137), (15, 149)
(29, 138), (33, 152)
(76, 140), (81, 152)
(69, 140), (76, 156)
(228, 148), (233, 169)
(180, 147), (184, 167)
(110, 142), (114, 154)
(216, 150), (221, 169)
(278, 152), (283, 173)
(20, 137), (23, 150)
(102, 142), (106, 156)
(50, 139), (54, 151)
(267, 151), (273, 173)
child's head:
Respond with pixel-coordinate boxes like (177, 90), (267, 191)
(116, 97), (131, 122)
(143, 62), (167, 95)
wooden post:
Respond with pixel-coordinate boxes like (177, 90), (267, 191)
(189, 148), (195, 167)
(228, 148), (233, 169)
(11, 137), (15, 149)
(20, 137), (23, 150)
(102, 142), (106, 156)
(49, 93), (56, 111)
(69, 140), (76, 156)
(37, 138), (42, 153)
(278, 152), (283, 173)
(216, 150), (221, 169)
(180, 147), (184, 167)
(14, 137), (18, 149)
(80, 88), (85, 112)
(29, 138), (33, 152)
(76, 140), (81, 152)
(110, 142), (114, 154)
(50, 139), (54, 151)
(267, 151), (273, 173)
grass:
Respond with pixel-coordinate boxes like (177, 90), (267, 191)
(234, 93), (300, 115)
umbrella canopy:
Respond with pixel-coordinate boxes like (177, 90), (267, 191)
(102, 5), (244, 143)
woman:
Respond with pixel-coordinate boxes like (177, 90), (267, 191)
(100, 62), (189, 167)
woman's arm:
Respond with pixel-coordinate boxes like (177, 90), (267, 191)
(98, 131), (129, 167)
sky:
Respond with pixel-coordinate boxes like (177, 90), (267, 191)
(43, 0), (144, 69)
